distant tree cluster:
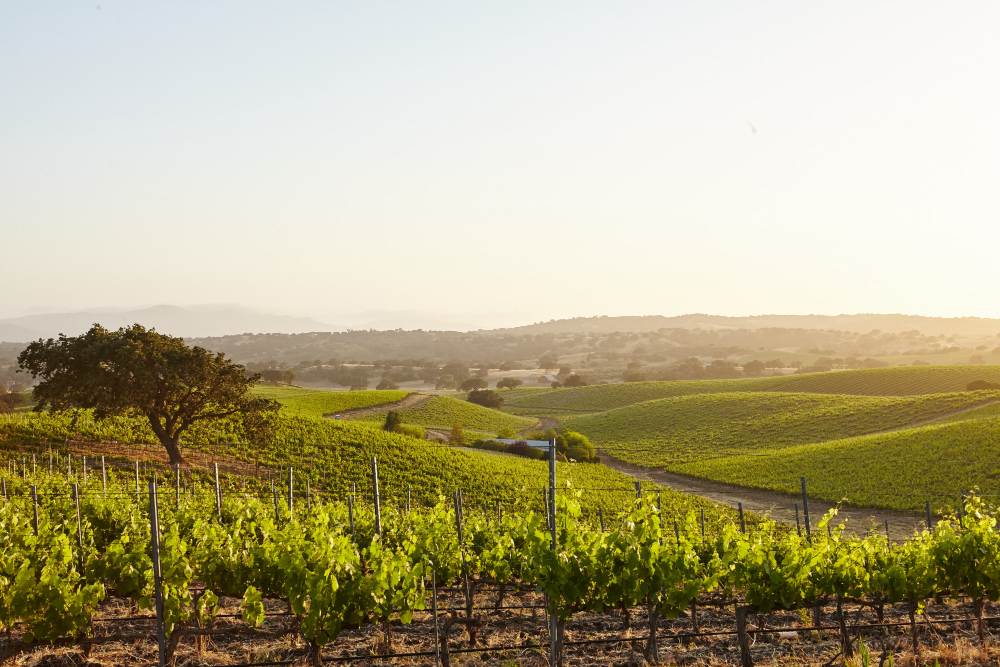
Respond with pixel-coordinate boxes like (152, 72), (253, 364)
(795, 357), (888, 374)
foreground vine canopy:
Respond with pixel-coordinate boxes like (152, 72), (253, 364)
(1, 458), (999, 666)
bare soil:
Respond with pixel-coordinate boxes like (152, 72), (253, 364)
(4, 590), (1000, 666)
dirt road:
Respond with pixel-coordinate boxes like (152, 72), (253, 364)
(325, 392), (431, 418)
(598, 452), (926, 539)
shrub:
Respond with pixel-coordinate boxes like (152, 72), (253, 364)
(467, 389), (503, 408)
(559, 430), (596, 462)
(383, 410), (402, 432)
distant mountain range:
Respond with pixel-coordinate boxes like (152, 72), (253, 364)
(502, 314), (1000, 338)
(4, 308), (1000, 344)
(0, 305), (331, 341)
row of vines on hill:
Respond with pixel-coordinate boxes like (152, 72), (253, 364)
(2, 463), (1000, 665)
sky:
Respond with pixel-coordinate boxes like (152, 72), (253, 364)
(2, 1), (999, 330)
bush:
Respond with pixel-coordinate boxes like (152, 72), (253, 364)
(508, 440), (547, 460)
(467, 389), (503, 408)
(559, 430), (596, 462)
(449, 423), (465, 446)
(470, 439), (546, 460)
(383, 410), (402, 432)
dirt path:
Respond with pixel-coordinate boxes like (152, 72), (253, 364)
(528, 403), (998, 539)
(598, 451), (924, 539)
(325, 392), (432, 418)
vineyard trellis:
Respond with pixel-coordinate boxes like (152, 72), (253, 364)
(2, 444), (1000, 667)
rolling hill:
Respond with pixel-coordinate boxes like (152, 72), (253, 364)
(677, 418), (1000, 511)
(251, 385), (408, 419)
(565, 390), (1000, 469)
(354, 395), (535, 435)
(504, 366), (1000, 414)
(0, 410), (724, 520)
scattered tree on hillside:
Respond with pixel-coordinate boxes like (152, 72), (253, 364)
(622, 360), (645, 382)
(440, 361), (470, 386)
(257, 368), (295, 384)
(742, 360), (766, 376)
(449, 423), (465, 446)
(460, 377), (488, 391)
(538, 353), (559, 370)
(376, 378), (399, 390)
(17, 324), (278, 465)
(435, 374), (457, 390)
(562, 374), (588, 387)
(467, 388), (503, 408)
(496, 377), (523, 390)
(383, 410), (402, 432)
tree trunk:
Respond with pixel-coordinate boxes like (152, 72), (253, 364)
(976, 597), (986, 644)
(440, 615), (454, 667)
(645, 604), (659, 664)
(162, 437), (183, 465)
(736, 605), (754, 667)
(909, 602), (919, 657)
(165, 631), (181, 667)
(836, 595), (853, 658)
(309, 641), (323, 666)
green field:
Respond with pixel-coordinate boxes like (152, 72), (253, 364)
(355, 395), (535, 435)
(503, 365), (1000, 414)
(678, 418), (1000, 511)
(566, 390), (1000, 468)
(251, 385), (407, 418)
(0, 410), (723, 520)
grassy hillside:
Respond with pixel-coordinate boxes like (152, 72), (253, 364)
(504, 366), (1000, 414)
(678, 418), (1000, 511)
(567, 390), (1000, 468)
(355, 395), (535, 434)
(252, 385), (408, 418)
(0, 411), (725, 520)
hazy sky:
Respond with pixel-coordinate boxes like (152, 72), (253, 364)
(3, 1), (999, 329)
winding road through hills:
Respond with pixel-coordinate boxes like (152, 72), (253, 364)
(532, 417), (927, 538)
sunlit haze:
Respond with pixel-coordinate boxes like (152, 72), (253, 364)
(3, 1), (999, 329)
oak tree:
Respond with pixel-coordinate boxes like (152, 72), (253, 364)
(18, 324), (278, 464)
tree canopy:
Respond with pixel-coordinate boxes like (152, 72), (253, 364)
(496, 377), (523, 390)
(17, 324), (277, 464)
(467, 388), (503, 408)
